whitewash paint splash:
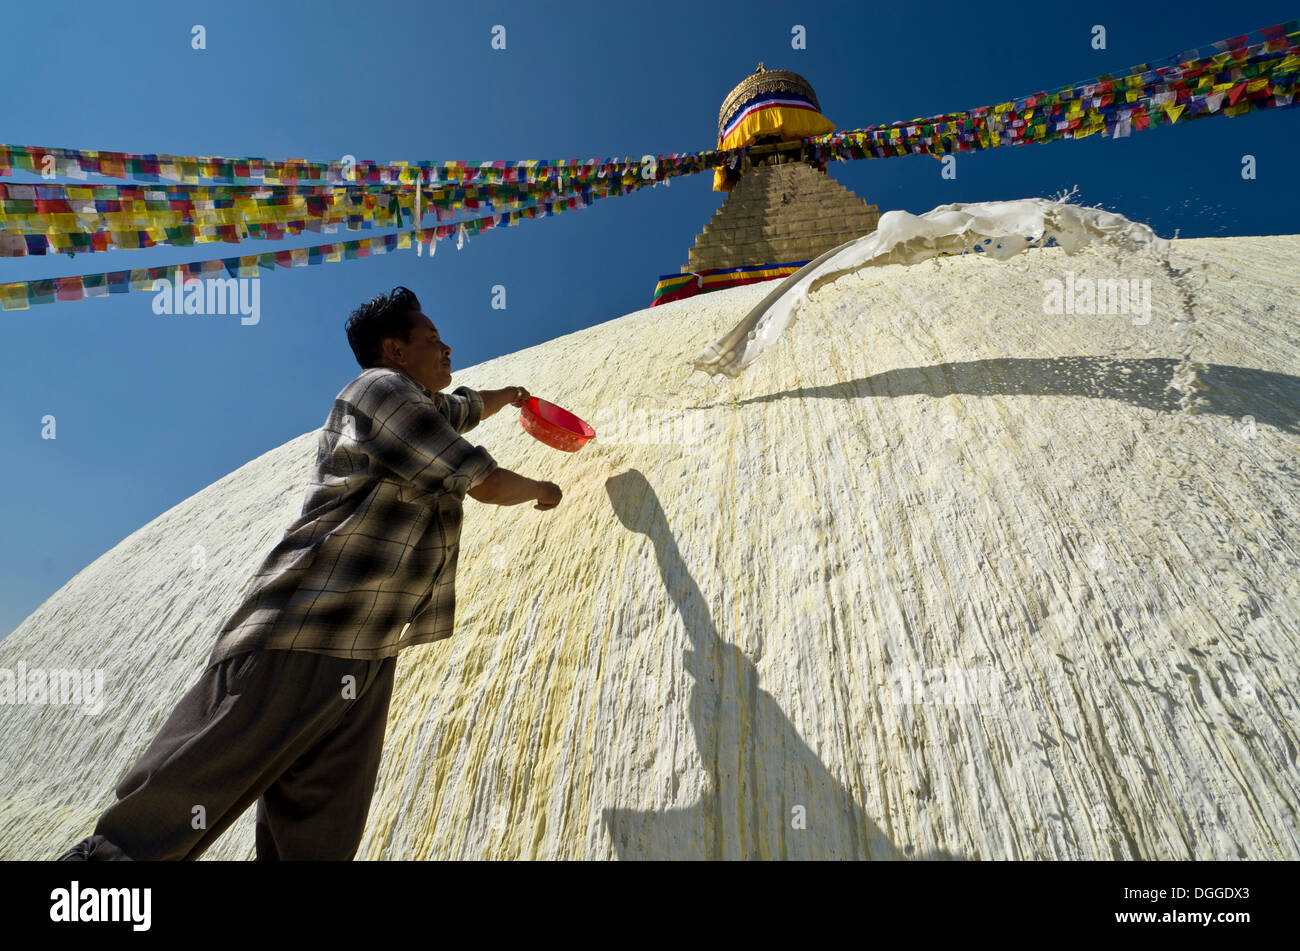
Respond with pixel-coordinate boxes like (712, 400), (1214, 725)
(2, 233), (1298, 860)
(692, 196), (1173, 377)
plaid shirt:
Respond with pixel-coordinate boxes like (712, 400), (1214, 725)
(205, 367), (499, 667)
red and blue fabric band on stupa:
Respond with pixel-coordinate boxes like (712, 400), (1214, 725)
(651, 261), (811, 307)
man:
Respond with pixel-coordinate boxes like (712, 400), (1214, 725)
(57, 285), (561, 860)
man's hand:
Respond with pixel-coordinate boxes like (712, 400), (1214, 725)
(480, 386), (532, 418)
(467, 468), (562, 511)
(533, 481), (562, 511)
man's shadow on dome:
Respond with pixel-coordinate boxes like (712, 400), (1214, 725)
(712, 357), (1300, 434)
(602, 469), (959, 860)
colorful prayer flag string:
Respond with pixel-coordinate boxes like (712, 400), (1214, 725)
(2, 19), (1296, 309)
(0, 178), (620, 258)
(0, 197), (602, 310)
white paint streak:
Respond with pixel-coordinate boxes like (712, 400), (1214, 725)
(693, 196), (1171, 377)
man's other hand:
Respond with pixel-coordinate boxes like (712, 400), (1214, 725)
(533, 481), (562, 511)
(467, 469), (562, 511)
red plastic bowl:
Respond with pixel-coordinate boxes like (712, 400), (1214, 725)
(519, 397), (595, 452)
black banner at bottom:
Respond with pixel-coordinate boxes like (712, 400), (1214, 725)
(0, 859), (1285, 939)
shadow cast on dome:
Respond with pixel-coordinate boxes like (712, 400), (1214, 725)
(724, 357), (1300, 434)
(601, 469), (960, 860)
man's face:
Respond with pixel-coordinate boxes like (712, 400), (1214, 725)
(382, 311), (452, 392)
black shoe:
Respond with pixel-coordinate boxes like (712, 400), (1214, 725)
(56, 839), (92, 861)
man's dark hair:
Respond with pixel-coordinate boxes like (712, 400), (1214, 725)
(344, 286), (423, 369)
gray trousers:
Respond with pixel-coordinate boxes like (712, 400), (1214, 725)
(66, 648), (396, 861)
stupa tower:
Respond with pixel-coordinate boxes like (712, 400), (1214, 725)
(684, 63), (881, 274)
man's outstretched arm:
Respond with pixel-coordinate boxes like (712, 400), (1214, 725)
(467, 467), (562, 510)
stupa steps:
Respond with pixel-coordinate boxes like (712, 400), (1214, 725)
(682, 159), (881, 271)
(691, 226), (874, 252)
(698, 208), (880, 237)
(719, 168), (871, 202)
(720, 186), (873, 215)
(727, 160), (860, 189)
(685, 237), (879, 270)
(704, 207), (880, 233)
(710, 190), (879, 214)
(688, 223), (876, 254)
(686, 235), (876, 265)
(684, 234), (873, 270)
(707, 199), (878, 221)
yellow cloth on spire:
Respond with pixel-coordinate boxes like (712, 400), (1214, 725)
(713, 106), (836, 192)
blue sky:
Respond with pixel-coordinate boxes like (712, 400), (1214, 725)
(2, 0), (1296, 638)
